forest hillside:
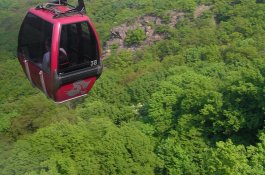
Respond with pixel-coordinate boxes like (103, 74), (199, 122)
(1, 0), (265, 174)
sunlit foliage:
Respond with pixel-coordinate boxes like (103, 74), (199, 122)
(1, 0), (265, 174)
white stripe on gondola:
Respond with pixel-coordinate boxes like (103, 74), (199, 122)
(39, 70), (48, 96)
(24, 60), (34, 86)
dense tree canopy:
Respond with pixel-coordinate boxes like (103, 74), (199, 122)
(1, 0), (265, 174)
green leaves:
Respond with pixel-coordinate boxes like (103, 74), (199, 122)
(1, 0), (265, 174)
(156, 138), (199, 174)
(125, 28), (147, 46)
(1, 120), (159, 175)
(206, 140), (253, 175)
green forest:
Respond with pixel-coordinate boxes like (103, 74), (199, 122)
(1, 0), (265, 174)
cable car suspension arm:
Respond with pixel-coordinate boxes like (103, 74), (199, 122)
(36, 0), (86, 18)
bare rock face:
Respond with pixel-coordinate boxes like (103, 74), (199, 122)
(143, 15), (159, 24)
(169, 11), (185, 27)
(111, 24), (130, 40)
(194, 5), (212, 18)
(104, 14), (165, 53)
(145, 26), (153, 37)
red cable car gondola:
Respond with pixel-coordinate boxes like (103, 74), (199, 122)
(17, 0), (102, 103)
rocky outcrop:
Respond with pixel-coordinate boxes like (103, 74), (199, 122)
(194, 5), (212, 18)
(102, 5), (211, 58)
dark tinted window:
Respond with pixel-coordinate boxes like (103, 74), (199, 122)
(18, 13), (53, 72)
(58, 21), (99, 74)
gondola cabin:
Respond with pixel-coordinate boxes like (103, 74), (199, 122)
(17, 0), (102, 103)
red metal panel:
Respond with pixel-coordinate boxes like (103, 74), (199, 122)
(51, 22), (60, 81)
(54, 76), (96, 103)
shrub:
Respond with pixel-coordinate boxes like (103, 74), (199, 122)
(125, 28), (146, 46)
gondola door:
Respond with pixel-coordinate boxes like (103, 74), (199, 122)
(53, 20), (100, 102)
(17, 13), (54, 98)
